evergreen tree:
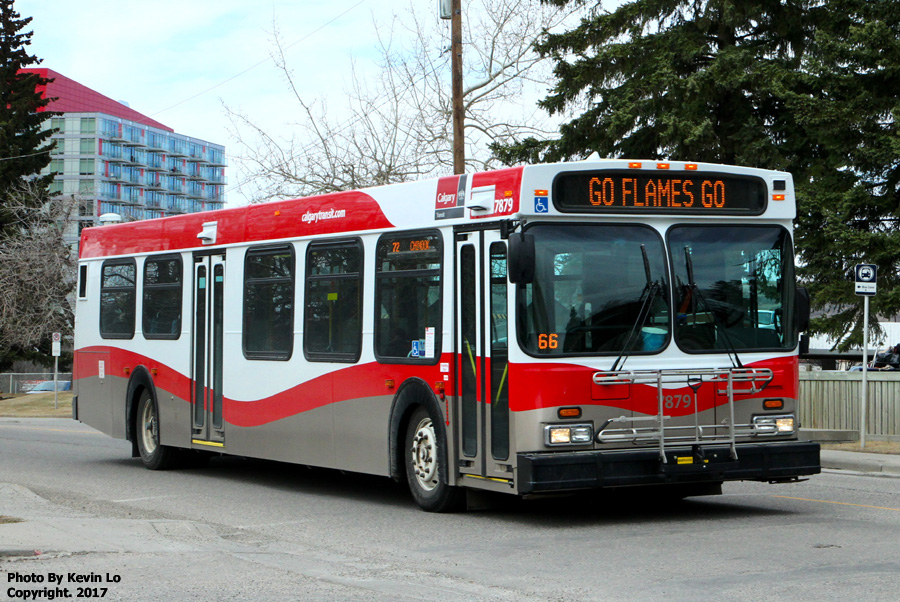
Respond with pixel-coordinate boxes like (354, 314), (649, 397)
(791, 1), (900, 348)
(495, 0), (900, 349)
(493, 0), (811, 166)
(0, 0), (57, 234)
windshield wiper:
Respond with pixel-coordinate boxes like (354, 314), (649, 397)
(611, 244), (661, 371)
(683, 246), (743, 369)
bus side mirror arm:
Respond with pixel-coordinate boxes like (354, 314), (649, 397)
(508, 231), (535, 284)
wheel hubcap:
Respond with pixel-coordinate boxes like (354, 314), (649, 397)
(141, 400), (158, 455)
(410, 417), (438, 491)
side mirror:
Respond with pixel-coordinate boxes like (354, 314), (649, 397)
(795, 286), (810, 332)
(508, 231), (535, 284)
(799, 333), (810, 355)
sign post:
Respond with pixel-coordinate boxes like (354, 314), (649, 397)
(52, 332), (61, 409)
(855, 264), (877, 449)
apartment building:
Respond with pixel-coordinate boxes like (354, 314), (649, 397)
(23, 68), (226, 235)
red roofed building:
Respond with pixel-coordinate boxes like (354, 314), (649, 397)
(22, 68), (227, 233)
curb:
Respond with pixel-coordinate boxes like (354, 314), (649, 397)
(820, 450), (900, 477)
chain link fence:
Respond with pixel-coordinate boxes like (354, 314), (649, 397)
(0, 373), (73, 395)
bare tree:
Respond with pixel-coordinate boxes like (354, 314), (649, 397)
(226, 0), (581, 202)
(0, 183), (77, 358)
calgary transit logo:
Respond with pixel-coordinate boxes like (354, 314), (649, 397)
(434, 174), (467, 220)
(301, 208), (346, 224)
(436, 192), (456, 208)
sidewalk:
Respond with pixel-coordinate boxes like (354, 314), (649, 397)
(820, 449), (900, 476)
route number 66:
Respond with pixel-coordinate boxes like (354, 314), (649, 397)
(538, 333), (559, 350)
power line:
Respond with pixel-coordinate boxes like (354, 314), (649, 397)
(0, 149), (51, 161)
(217, 24), (459, 205)
(150, 0), (369, 118)
(214, 56), (450, 206)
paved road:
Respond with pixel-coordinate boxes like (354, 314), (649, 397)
(2, 418), (899, 601)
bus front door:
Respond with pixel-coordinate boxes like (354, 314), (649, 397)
(191, 253), (226, 448)
(455, 229), (512, 488)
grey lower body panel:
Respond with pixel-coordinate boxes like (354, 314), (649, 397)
(516, 441), (821, 494)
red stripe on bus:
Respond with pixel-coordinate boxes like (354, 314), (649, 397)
(74, 346), (796, 425)
(79, 190), (394, 259)
(509, 356), (798, 416)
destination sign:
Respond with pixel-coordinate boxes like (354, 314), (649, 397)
(553, 171), (767, 215)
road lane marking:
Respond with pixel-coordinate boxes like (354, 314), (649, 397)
(775, 495), (900, 513)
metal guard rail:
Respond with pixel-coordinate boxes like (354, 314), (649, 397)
(592, 368), (774, 463)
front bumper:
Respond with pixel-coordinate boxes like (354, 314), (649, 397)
(517, 441), (821, 494)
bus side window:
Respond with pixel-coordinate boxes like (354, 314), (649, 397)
(78, 265), (88, 299)
(304, 240), (363, 362)
(374, 231), (442, 363)
(243, 245), (295, 361)
(100, 259), (136, 339)
(143, 255), (182, 340)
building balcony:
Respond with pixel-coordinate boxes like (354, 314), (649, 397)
(123, 154), (147, 167)
(167, 143), (188, 157)
(207, 153), (227, 167)
(122, 134), (146, 147)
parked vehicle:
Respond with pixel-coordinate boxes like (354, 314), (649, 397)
(26, 380), (72, 394)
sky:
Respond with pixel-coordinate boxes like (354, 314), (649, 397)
(18, 0), (432, 207)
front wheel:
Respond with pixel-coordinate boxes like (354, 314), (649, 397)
(136, 390), (181, 470)
(404, 406), (463, 512)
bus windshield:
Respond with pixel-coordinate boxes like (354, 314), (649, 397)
(518, 224), (670, 356)
(669, 225), (795, 351)
(517, 223), (797, 356)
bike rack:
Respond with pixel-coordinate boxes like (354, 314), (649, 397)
(592, 368), (773, 463)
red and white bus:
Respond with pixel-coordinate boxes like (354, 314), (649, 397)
(73, 158), (820, 511)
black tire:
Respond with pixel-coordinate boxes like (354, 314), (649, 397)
(404, 406), (463, 512)
(135, 389), (181, 470)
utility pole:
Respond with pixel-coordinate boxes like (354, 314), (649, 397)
(450, 0), (465, 174)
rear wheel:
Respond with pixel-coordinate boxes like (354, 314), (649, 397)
(405, 406), (463, 512)
(136, 389), (181, 470)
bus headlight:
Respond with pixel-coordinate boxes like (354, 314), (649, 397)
(752, 415), (795, 435)
(545, 424), (593, 446)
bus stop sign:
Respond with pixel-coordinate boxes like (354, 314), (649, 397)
(855, 264), (877, 296)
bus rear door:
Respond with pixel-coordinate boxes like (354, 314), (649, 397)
(191, 253), (226, 448)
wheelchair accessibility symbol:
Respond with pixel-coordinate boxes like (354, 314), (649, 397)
(534, 195), (549, 213)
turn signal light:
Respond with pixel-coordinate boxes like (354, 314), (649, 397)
(558, 407), (582, 419)
(763, 399), (784, 410)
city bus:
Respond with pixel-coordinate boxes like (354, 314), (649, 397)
(72, 158), (820, 512)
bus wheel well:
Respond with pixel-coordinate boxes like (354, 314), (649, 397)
(388, 378), (446, 483)
(125, 367), (156, 458)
